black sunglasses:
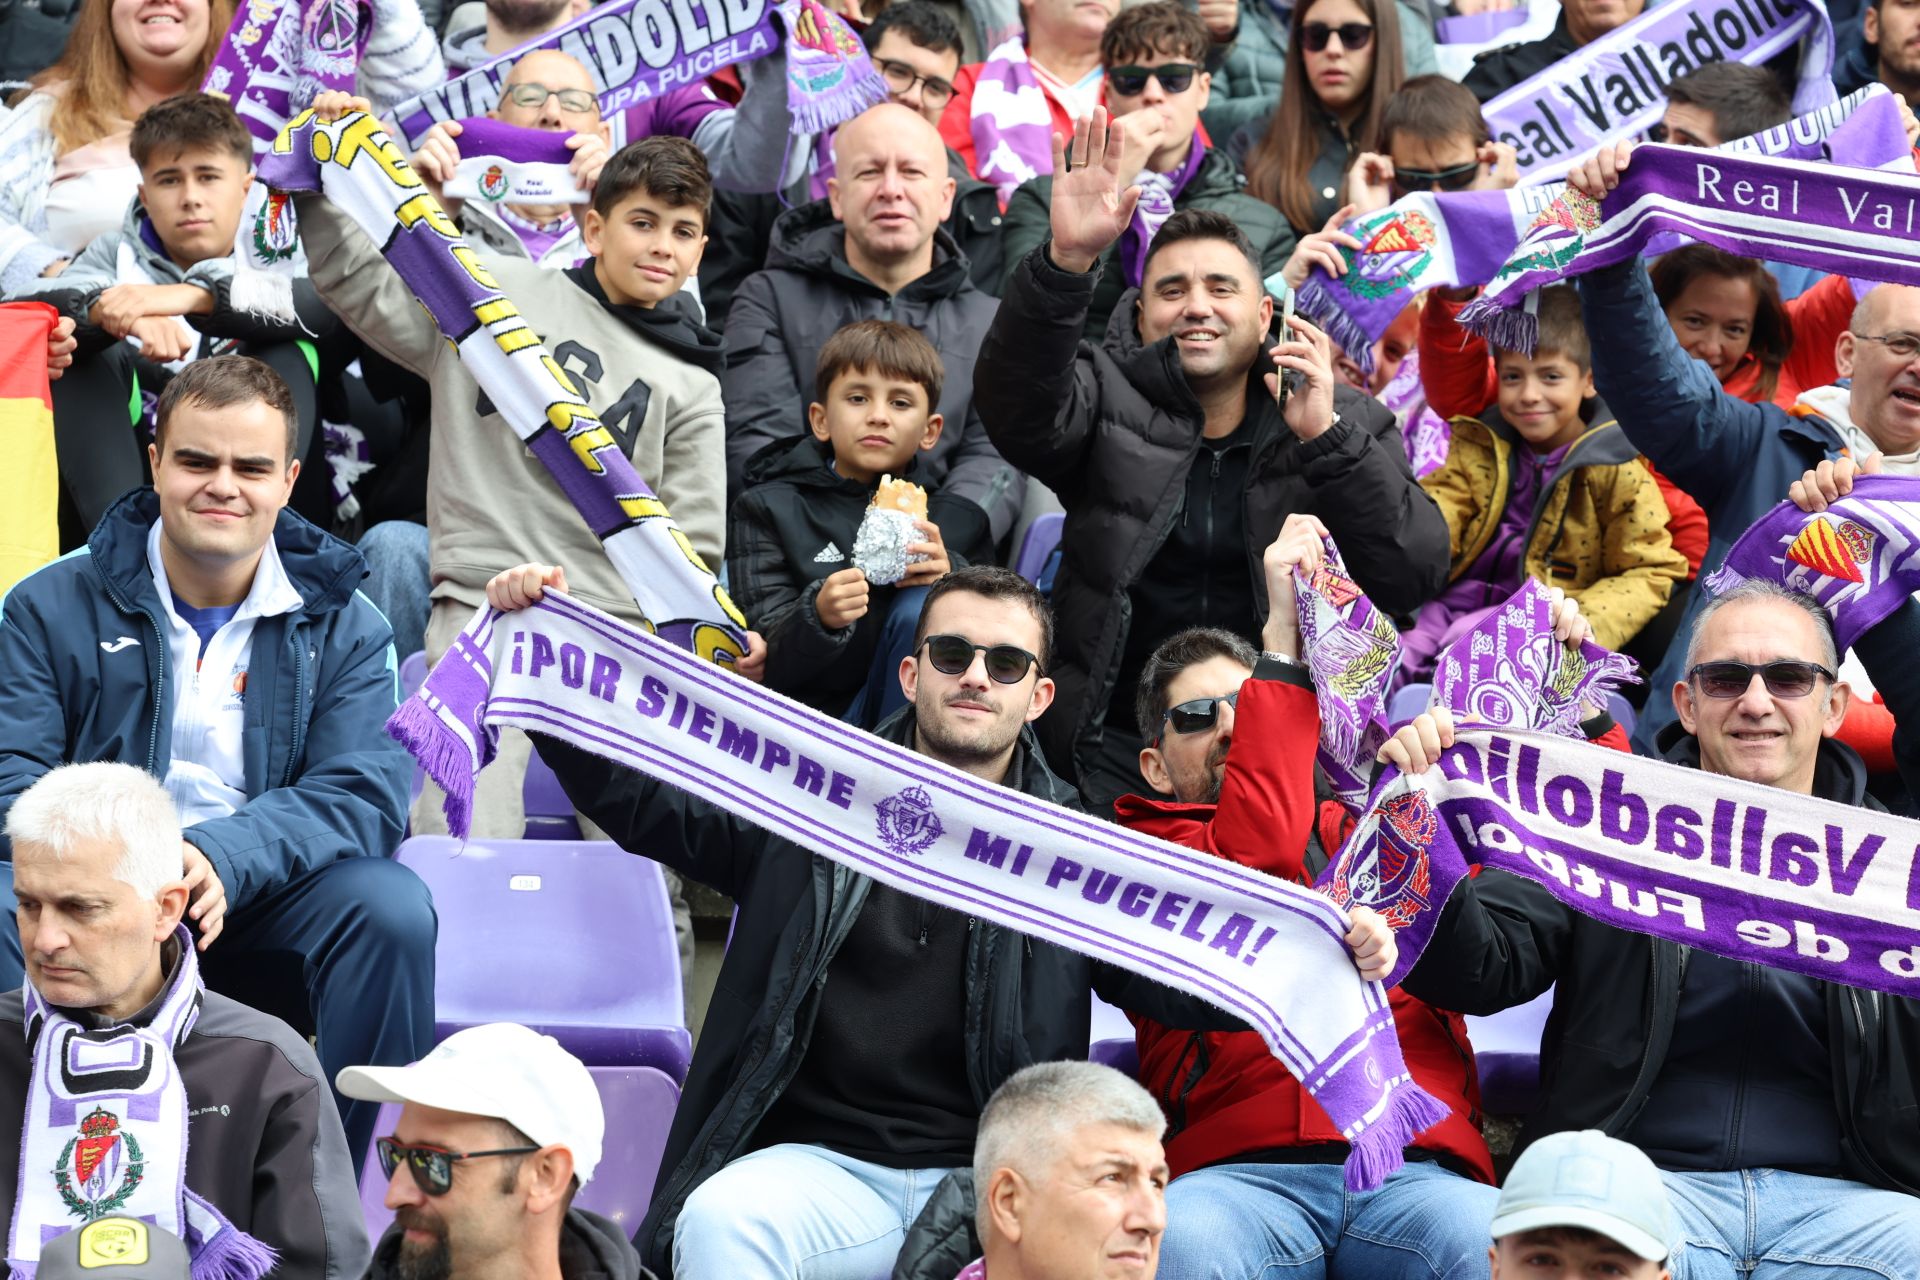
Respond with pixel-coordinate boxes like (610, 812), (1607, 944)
(377, 1137), (541, 1197)
(920, 634), (1041, 684)
(1302, 21), (1373, 51)
(1393, 159), (1480, 194)
(1687, 660), (1836, 700)
(1106, 62), (1201, 96)
(1159, 690), (1240, 739)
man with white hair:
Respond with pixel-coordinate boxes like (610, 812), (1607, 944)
(341, 1022), (648, 1280)
(0, 763), (367, 1279)
(964, 1061), (1169, 1280)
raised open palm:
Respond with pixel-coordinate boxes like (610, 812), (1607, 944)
(1049, 107), (1143, 273)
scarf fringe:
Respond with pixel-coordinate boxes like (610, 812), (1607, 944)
(1294, 274), (1376, 375)
(227, 253), (300, 328)
(386, 697), (478, 838)
(189, 1226), (277, 1280)
(1342, 1080), (1451, 1192)
(1455, 293), (1538, 356)
(787, 72), (888, 136)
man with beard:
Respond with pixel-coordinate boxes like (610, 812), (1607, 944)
(442, 0), (589, 72)
(1860, 0), (1920, 105)
(485, 562), (1344, 1279)
(975, 109), (1446, 811)
(341, 1023), (646, 1280)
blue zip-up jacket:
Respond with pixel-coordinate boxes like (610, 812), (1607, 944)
(1578, 260), (1850, 751)
(0, 489), (407, 910)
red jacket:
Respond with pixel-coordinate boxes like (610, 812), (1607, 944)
(1112, 666), (1496, 1184)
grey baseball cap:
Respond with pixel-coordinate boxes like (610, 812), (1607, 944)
(1490, 1130), (1674, 1262)
(37, 1219), (192, 1278)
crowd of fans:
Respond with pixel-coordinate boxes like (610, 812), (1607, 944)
(2, 0), (1920, 1273)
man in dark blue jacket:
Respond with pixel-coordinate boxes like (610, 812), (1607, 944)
(0, 355), (434, 1162)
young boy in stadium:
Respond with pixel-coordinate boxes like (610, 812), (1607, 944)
(1403, 286), (1686, 679)
(727, 319), (991, 726)
(1488, 1130), (1674, 1279)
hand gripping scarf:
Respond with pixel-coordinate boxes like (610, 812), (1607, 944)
(1294, 85), (1911, 374)
(389, 0), (885, 148)
(1316, 578), (1920, 1000)
(7, 928), (274, 1280)
(205, 0), (370, 149)
(439, 119), (588, 206)
(1481, 0), (1836, 185)
(967, 37), (1057, 205)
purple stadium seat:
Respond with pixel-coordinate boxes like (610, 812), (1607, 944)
(1013, 512), (1063, 585)
(358, 1064), (681, 1241)
(399, 651), (428, 700)
(522, 748), (583, 840)
(1465, 988), (1554, 1114)
(395, 837), (690, 1079)
(1387, 682), (1433, 729)
(1088, 992), (1138, 1078)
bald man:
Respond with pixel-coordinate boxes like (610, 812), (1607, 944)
(722, 102), (1024, 541)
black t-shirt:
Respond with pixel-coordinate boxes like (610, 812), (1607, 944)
(750, 881), (978, 1168)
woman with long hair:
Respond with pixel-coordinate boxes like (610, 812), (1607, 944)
(1235, 0), (1404, 238)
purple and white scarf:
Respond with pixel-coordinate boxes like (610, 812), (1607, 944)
(968, 37), (1056, 205)
(440, 119), (587, 206)
(1121, 141), (1207, 288)
(204, 0), (370, 149)
(390, 0), (884, 149)
(1483, 0), (1836, 185)
(1378, 347), (1450, 477)
(8, 928), (274, 1280)
(1294, 537), (1402, 814)
(1296, 85), (1911, 372)
(1430, 579), (1639, 738)
(1704, 476), (1920, 651)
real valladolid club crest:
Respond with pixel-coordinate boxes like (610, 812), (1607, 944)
(55, 1107), (145, 1221)
(1338, 209), (1437, 301)
(1327, 790), (1437, 930)
(252, 191), (298, 264)
(1786, 514), (1875, 584)
(478, 164), (511, 203)
(874, 786), (943, 857)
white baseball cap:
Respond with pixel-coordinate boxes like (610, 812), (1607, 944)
(337, 1024), (604, 1184)
(1490, 1130), (1673, 1262)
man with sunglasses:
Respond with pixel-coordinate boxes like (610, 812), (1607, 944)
(1111, 512), (1496, 1280)
(492, 562), (1247, 1279)
(997, 1), (1295, 339)
(342, 1023), (648, 1280)
(1391, 578), (1920, 1278)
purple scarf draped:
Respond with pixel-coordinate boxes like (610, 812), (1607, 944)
(204, 0), (370, 148)
(968, 37), (1056, 204)
(1121, 140), (1208, 287)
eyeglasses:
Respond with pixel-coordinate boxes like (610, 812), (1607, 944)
(1687, 660), (1836, 700)
(1392, 160), (1480, 194)
(920, 634), (1041, 683)
(376, 1137), (541, 1197)
(1852, 330), (1920, 359)
(1159, 690), (1240, 738)
(1302, 21), (1373, 51)
(1105, 62), (1201, 96)
(504, 82), (598, 113)
(872, 57), (955, 107)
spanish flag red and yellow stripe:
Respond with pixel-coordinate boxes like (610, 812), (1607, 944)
(0, 302), (58, 596)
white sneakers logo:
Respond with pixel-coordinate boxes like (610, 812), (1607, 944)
(814, 542), (846, 564)
(100, 637), (141, 654)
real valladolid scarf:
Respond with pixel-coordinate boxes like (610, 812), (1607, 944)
(204, 0), (369, 148)
(1294, 539), (1401, 814)
(8, 928), (274, 1280)
(1296, 85), (1910, 371)
(439, 119), (588, 206)
(968, 37), (1056, 205)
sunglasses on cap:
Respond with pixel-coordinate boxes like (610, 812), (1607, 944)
(377, 1137), (540, 1197)
(504, 82), (598, 113)
(1158, 690), (1240, 741)
(1686, 660), (1835, 700)
(1106, 62), (1201, 96)
(1393, 159), (1480, 194)
(1302, 21), (1373, 51)
(920, 634), (1042, 684)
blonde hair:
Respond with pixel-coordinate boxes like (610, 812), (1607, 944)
(23, 0), (235, 156)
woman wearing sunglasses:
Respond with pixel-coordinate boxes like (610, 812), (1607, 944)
(1234, 0), (1405, 240)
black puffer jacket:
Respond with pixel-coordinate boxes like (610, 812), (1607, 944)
(1400, 601), (1920, 1193)
(720, 199), (1024, 541)
(532, 712), (1242, 1278)
(974, 244), (1449, 779)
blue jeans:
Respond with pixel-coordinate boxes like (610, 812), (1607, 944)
(1155, 1159), (1499, 1279)
(356, 519), (430, 662)
(1666, 1169), (1920, 1279)
(672, 1143), (957, 1280)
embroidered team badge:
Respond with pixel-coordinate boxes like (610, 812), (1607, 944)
(478, 164), (510, 202)
(1326, 791), (1436, 930)
(1339, 210), (1436, 301)
(55, 1107), (145, 1221)
(1786, 515), (1872, 584)
(251, 191), (297, 264)
(874, 786), (943, 856)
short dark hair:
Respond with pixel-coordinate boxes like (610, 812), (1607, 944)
(863, 0), (963, 59)
(153, 355), (298, 462)
(1650, 243), (1792, 400)
(130, 92), (252, 172)
(1378, 74), (1489, 155)
(488, 1119), (580, 1211)
(913, 566), (1054, 673)
(1143, 209), (1262, 281)
(1664, 61), (1790, 143)
(1135, 628), (1257, 744)
(1494, 285), (1589, 372)
(815, 319), (945, 405)
(1101, 1), (1210, 67)
(592, 136), (711, 225)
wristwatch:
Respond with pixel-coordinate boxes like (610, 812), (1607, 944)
(1260, 650), (1305, 669)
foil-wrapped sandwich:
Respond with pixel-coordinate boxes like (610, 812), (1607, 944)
(852, 475), (929, 585)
